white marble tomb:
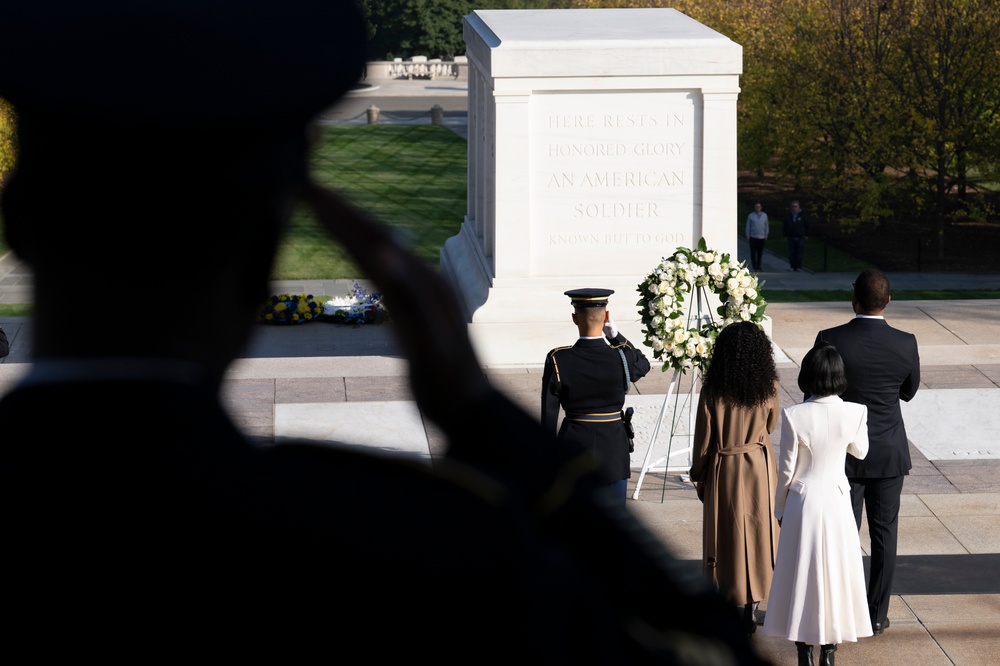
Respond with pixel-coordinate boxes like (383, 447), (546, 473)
(440, 8), (743, 366)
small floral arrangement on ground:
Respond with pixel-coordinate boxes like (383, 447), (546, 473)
(637, 237), (767, 373)
(319, 281), (389, 326)
(257, 293), (324, 324)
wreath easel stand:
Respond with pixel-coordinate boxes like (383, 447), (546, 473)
(632, 284), (715, 501)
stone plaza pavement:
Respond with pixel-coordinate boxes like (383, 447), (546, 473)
(1, 245), (997, 664)
(1, 77), (998, 664)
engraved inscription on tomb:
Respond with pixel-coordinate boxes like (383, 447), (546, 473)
(531, 93), (696, 255)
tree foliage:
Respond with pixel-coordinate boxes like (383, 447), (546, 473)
(0, 97), (15, 177)
(359, 0), (563, 60)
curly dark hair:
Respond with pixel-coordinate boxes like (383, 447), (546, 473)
(703, 321), (778, 408)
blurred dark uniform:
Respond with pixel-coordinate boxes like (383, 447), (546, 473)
(0, 4), (768, 663)
(542, 289), (651, 496)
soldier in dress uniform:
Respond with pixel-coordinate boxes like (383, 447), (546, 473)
(542, 288), (651, 504)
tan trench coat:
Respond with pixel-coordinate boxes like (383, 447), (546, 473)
(689, 384), (780, 606)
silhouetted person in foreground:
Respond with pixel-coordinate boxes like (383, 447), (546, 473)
(0, 2), (768, 662)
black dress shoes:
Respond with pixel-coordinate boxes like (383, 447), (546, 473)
(795, 641), (815, 666)
(872, 618), (890, 635)
(743, 601), (759, 635)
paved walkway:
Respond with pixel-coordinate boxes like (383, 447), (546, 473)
(0, 74), (997, 665)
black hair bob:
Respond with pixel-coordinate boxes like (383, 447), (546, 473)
(798, 341), (848, 397)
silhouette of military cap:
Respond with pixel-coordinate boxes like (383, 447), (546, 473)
(0, 0), (366, 129)
(564, 288), (614, 308)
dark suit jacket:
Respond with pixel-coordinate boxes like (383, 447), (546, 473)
(783, 209), (809, 238)
(542, 333), (650, 483)
(816, 317), (920, 478)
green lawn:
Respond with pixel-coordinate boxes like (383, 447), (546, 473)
(272, 124), (468, 279)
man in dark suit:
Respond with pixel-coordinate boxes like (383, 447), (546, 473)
(782, 200), (809, 271)
(0, 2), (768, 662)
(814, 269), (920, 636)
(542, 289), (651, 505)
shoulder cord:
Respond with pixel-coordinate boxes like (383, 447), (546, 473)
(617, 348), (631, 394)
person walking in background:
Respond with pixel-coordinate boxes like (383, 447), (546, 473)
(783, 200), (809, 271)
(746, 202), (769, 271)
(763, 342), (873, 666)
(690, 321), (781, 636)
(814, 269), (920, 637)
(542, 288), (650, 505)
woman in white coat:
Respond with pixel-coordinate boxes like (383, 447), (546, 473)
(763, 343), (872, 666)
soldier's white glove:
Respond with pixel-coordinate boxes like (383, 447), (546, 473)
(603, 316), (619, 339)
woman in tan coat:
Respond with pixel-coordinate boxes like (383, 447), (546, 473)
(690, 321), (780, 636)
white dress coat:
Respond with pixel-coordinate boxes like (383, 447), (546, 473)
(763, 395), (874, 645)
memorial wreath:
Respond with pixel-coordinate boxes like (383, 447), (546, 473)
(637, 237), (767, 373)
(257, 293), (325, 324)
(256, 283), (388, 326)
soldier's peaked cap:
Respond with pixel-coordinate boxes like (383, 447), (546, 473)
(0, 0), (367, 130)
(565, 288), (614, 308)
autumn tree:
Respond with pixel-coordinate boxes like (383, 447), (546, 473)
(361, 0), (563, 60)
(885, 0), (1000, 255)
(0, 97), (15, 182)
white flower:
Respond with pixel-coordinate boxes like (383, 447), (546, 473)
(746, 287), (757, 300)
(673, 328), (689, 344)
(696, 341), (708, 355)
(703, 252), (715, 263)
(727, 277), (739, 291)
(648, 282), (660, 295)
(708, 263), (724, 279)
(739, 274), (752, 288)
(651, 338), (664, 351)
(749, 303), (758, 314)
